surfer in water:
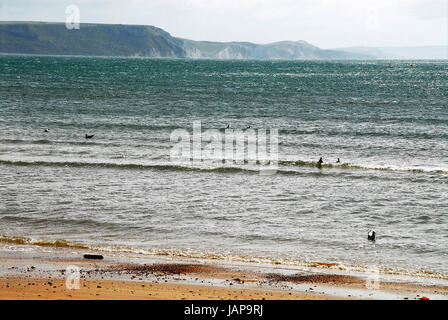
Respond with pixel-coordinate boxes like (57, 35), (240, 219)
(336, 158), (341, 163)
(317, 157), (323, 168)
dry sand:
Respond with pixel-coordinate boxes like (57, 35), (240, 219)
(0, 277), (338, 300)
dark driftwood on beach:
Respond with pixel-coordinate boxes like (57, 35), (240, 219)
(83, 254), (104, 260)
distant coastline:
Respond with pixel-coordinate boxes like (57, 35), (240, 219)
(1, 21), (446, 59)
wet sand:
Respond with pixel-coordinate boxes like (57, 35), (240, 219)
(0, 245), (447, 300)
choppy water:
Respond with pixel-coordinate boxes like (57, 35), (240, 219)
(0, 55), (447, 277)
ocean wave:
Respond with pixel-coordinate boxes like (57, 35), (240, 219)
(0, 215), (127, 230)
(278, 128), (448, 140)
(0, 158), (446, 175)
(0, 235), (88, 249)
(0, 159), (261, 174)
(278, 160), (448, 175)
(0, 139), (51, 145)
(0, 138), (123, 147)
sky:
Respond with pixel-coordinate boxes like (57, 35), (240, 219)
(0, 0), (447, 48)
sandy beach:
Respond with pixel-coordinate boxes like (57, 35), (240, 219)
(1, 245), (447, 300)
(0, 277), (336, 300)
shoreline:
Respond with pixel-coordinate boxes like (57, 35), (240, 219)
(1, 245), (447, 300)
(2, 234), (447, 282)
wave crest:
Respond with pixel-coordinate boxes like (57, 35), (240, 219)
(0, 159), (446, 175)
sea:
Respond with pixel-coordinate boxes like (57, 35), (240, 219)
(0, 55), (447, 279)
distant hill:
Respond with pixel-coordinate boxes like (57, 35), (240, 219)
(181, 39), (371, 60)
(336, 46), (448, 60)
(0, 21), (372, 59)
(0, 22), (186, 57)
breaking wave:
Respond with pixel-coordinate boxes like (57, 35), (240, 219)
(0, 159), (446, 175)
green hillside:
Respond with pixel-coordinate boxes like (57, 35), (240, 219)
(0, 21), (373, 59)
(0, 22), (185, 57)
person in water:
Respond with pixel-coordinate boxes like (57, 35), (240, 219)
(318, 157), (323, 164)
(336, 158), (341, 163)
